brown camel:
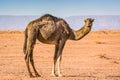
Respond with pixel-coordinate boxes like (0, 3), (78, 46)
(23, 14), (94, 77)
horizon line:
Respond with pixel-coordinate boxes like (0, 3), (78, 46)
(0, 14), (120, 17)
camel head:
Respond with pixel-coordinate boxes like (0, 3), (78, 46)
(84, 18), (94, 27)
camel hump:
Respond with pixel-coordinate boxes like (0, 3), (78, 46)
(39, 15), (57, 40)
(40, 22), (56, 40)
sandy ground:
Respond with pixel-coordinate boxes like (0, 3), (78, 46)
(0, 30), (120, 80)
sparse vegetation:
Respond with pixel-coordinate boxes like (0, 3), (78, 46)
(94, 41), (105, 44)
(98, 54), (110, 60)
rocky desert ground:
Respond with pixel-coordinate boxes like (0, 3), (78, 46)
(0, 30), (120, 80)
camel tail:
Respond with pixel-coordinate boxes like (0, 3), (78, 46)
(23, 28), (28, 54)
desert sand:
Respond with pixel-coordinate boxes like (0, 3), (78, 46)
(0, 30), (120, 80)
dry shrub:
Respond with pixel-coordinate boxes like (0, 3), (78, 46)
(94, 41), (105, 44)
(98, 54), (110, 60)
(112, 61), (119, 64)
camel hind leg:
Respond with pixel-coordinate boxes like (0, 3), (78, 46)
(30, 52), (40, 77)
(25, 28), (40, 77)
(25, 40), (34, 77)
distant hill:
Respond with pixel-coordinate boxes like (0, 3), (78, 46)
(0, 15), (39, 30)
(65, 15), (120, 30)
(0, 15), (120, 30)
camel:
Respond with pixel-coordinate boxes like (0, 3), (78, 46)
(23, 14), (94, 77)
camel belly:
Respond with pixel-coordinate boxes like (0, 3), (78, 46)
(38, 39), (56, 44)
(37, 33), (59, 44)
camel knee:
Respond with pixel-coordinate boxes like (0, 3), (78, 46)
(30, 56), (33, 63)
(25, 54), (27, 60)
(54, 56), (57, 60)
(24, 52), (29, 61)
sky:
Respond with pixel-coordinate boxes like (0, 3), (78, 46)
(0, 0), (120, 17)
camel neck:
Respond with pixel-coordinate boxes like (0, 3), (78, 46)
(69, 25), (91, 40)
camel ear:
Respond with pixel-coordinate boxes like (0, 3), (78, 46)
(92, 19), (94, 22)
(84, 19), (87, 22)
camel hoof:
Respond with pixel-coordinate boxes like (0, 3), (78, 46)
(29, 74), (34, 78)
(58, 74), (63, 77)
(51, 73), (57, 77)
(35, 73), (41, 77)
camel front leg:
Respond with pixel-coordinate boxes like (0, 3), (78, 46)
(52, 59), (57, 77)
(57, 40), (65, 77)
(57, 55), (62, 77)
(52, 44), (59, 77)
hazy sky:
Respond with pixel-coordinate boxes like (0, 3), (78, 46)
(0, 0), (120, 17)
